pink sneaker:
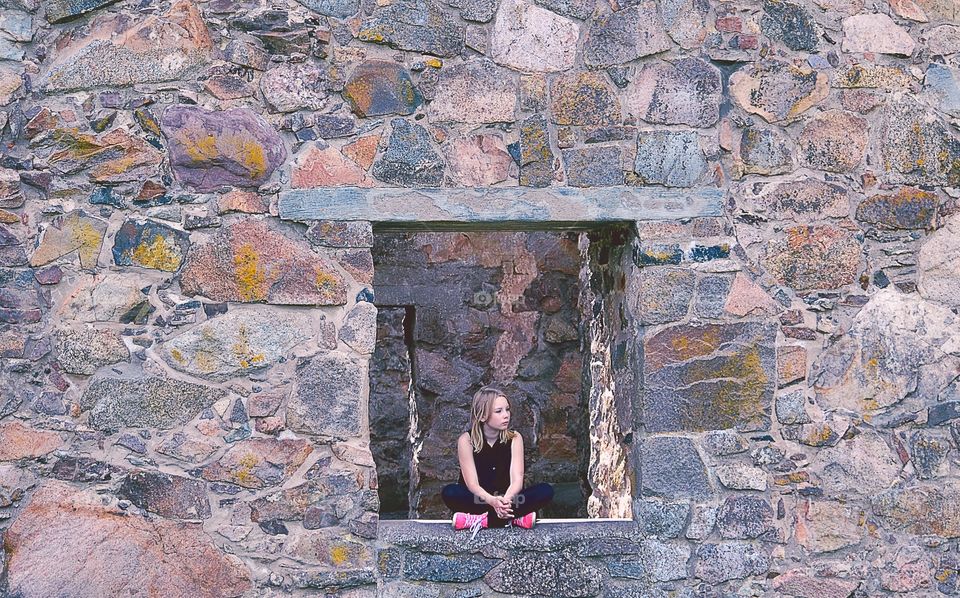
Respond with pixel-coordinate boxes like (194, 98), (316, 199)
(452, 512), (488, 539)
(511, 512), (536, 529)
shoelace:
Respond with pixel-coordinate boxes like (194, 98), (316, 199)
(469, 513), (486, 540)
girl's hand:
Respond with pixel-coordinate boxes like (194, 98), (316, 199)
(489, 495), (513, 519)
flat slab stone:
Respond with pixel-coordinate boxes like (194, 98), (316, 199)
(278, 187), (724, 226)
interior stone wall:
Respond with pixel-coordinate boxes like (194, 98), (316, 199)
(2, 0), (960, 595)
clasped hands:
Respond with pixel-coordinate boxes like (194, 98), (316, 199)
(484, 494), (514, 519)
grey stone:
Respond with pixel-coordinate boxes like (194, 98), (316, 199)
(634, 130), (707, 187)
(81, 367), (226, 430)
(716, 465), (768, 491)
(635, 499), (689, 538)
(45, 0), (119, 23)
(761, 0), (819, 51)
(340, 301), (378, 354)
(358, 0), (464, 57)
(776, 390), (811, 425)
(118, 470), (211, 519)
(633, 267), (696, 325)
(872, 482), (960, 538)
(403, 552), (498, 582)
(0, 38), (23, 62)
(115, 433), (147, 454)
(909, 431), (951, 479)
(534, 0), (594, 19)
(294, 0), (359, 18)
(484, 551), (602, 597)
(430, 59), (518, 124)
(288, 353), (366, 438)
(686, 504), (718, 540)
(661, 0), (709, 49)
(640, 436), (711, 500)
(260, 61), (330, 113)
(927, 24), (960, 56)
(562, 147), (623, 187)
(583, 2), (671, 67)
(373, 119), (445, 187)
(160, 308), (314, 382)
(643, 322), (777, 433)
(628, 58), (722, 127)
(694, 542), (771, 584)
(717, 496), (776, 540)
(919, 214), (960, 308)
(692, 275), (733, 319)
(490, 0), (580, 73)
(739, 127), (793, 175)
(605, 540), (689, 582)
(929, 402), (960, 426)
(519, 114), (555, 188)
(812, 431), (902, 498)
(448, 0), (497, 22)
(880, 100), (960, 186)
(701, 430), (749, 456)
(54, 326), (129, 375)
(924, 63), (960, 118)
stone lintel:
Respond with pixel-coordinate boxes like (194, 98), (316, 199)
(278, 187), (724, 229)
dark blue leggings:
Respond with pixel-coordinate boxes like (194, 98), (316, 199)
(441, 482), (554, 527)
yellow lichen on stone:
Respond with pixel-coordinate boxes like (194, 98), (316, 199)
(181, 130), (220, 163)
(330, 545), (350, 566)
(170, 348), (185, 363)
(222, 134), (267, 179)
(70, 219), (105, 268)
(234, 453), (260, 486)
(234, 244), (268, 302)
(131, 233), (183, 272)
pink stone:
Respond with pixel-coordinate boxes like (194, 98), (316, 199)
(778, 345), (807, 387)
(724, 272), (778, 317)
(444, 134), (513, 186)
(890, 0), (929, 21)
(216, 189), (268, 214)
(5, 481), (251, 598)
(342, 134), (380, 170)
(842, 14), (916, 56)
(291, 144), (373, 188)
(773, 569), (860, 598)
(0, 421), (61, 461)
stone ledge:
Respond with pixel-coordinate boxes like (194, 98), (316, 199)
(377, 518), (640, 553)
(278, 187), (725, 227)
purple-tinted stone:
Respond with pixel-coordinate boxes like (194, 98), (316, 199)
(112, 219), (190, 272)
(161, 105), (286, 192)
(342, 61), (420, 118)
(34, 265), (63, 285)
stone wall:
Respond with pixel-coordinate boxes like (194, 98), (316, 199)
(1, 0), (960, 595)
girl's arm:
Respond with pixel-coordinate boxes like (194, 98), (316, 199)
(457, 433), (492, 502)
(504, 433), (525, 501)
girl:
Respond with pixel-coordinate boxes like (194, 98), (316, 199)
(441, 386), (554, 536)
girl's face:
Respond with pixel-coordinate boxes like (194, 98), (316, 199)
(483, 396), (511, 431)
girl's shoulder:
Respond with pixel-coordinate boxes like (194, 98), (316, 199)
(457, 431), (471, 444)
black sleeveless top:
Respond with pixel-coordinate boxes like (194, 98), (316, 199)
(458, 435), (512, 494)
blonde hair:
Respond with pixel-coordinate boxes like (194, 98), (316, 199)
(469, 386), (517, 453)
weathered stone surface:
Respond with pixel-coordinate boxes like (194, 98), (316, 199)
(0, 66), (22, 106)
(44, 0), (213, 91)
(340, 301), (377, 354)
(403, 552), (498, 582)
(880, 100), (960, 186)
(717, 496), (776, 540)
(358, 0), (464, 57)
(661, 0), (709, 49)
(45, 0), (119, 23)
(519, 114), (555, 187)
(794, 500), (862, 553)
(583, 3), (671, 67)
(777, 345), (807, 387)
(81, 367), (226, 430)
(157, 432), (219, 464)
(716, 465), (767, 491)
(762, 225), (860, 291)
(288, 353), (366, 438)
(694, 542), (770, 584)
(292, 145), (374, 188)
(872, 482), (960, 537)
(490, 0), (580, 73)
(550, 71), (621, 126)
(431, 59), (517, 124)
(343, 61), (419, 118)
(628, 58), (722, 127)
(60, 271), (152, 323)
(180, 219), (346, 305)
(740, 179), (849, 222)
(112, 219), (190, 272)
(813, 431), (901, 498)
(200, 438), (312, 489)
(6, 482), (250, 597)
(737, 126), (793, 176)
(634, 499), (689, 538)
(909, 431), (951, 478)
(562, 146), (623, 187)
(833, 63), (913, 90)
(919, 214), (960, 307)
(701, 430), (749, 456)
(730, 61), (829, 123)
(0, 421), (61, 461)
(773, 570), (861, 598)
(798, 110), (868, 173)
(217, 190), (268, 215)
(372, 119), (445, 187)
(857, 187), (937, 230)
(260, 61), (330, 113)
(29, 210), (106, 271)
(118, 470), (211, 519)
(161, 308), (314, 381)
(924, 63), (960, 118)
(927, 24), (960, 55)
(54, 325), (128, 375)
(605, 540), (690, 582)
(444, 134), (513, 187)
(634, 130), (707, 187)
(484, 551), (602, 597)
(294, 0), (359, 18)
(842, 14), (916, 56)
(761, 0), (819, 51)
(0, 167), (23, 209)
(633, 267), (695, 325)
(643, 322), (776, 432)
(812, 289), (960, 413)
(162, 105), (285, 192)
(640, 436), (711, 500)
